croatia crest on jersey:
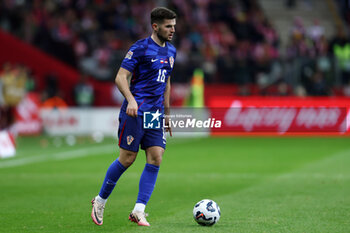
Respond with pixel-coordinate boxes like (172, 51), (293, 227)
(127, 135), (134, 145)
(169, 56), (174, 68)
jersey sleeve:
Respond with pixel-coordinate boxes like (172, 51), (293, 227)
(120, 43), (143, 72)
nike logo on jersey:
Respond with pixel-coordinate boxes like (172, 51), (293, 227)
(151, 58), (158, 62)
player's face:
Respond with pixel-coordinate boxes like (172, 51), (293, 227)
(156, 19), (176, 42)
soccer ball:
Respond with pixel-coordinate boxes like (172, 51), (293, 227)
(193, 199), (221, 226)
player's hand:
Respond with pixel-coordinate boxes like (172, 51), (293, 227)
(165, 116), (172, 137)
(126, 99), (138, 117)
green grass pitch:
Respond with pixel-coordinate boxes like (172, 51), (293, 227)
(0, 136), (349, 233)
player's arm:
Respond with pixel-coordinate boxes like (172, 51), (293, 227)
(164, 76), (172, 136)
(115, 67), (138, 117)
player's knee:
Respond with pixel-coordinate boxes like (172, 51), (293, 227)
(155, 156), (162, 166)
(123, 154), (137, 167)
(119, 150), (137, 167)
(146, 147), (164, 166)
(148, 155), (162, 166)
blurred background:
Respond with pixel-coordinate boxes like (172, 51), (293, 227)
(0, 0), (350, 154)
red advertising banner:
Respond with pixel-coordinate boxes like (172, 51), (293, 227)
(208, 97), (350, 135)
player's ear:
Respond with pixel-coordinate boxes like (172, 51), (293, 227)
(152, 23), (159, 32)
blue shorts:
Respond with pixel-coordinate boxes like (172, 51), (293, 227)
(118, 111), (166, 152)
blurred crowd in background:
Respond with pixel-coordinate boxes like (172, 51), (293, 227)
(0, 63), (31, 130)
(1, 0), (350, 108)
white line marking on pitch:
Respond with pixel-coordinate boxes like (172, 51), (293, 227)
(0, 137), (205, 169)
(0, 144), (116, 169)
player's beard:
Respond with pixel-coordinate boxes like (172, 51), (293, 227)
(157, 29), (171, 43)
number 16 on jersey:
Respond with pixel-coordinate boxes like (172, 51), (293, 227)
(157, 69), (167, 82)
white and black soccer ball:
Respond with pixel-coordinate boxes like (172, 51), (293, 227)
(193, 199), (221, 226)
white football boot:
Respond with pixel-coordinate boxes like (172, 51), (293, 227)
(91, 198), (105, 225)
(129, 211), (150, 226)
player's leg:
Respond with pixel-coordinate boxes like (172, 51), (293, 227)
(92, 113), (141, 226)
(129, 146), (164, 226)
(92, 149), (138, 226)
(98, 149), (138, 200)
(136, 146), (164, 206)
(129, 124), (166, 226)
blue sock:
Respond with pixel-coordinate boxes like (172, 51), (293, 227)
(136, 163), (160, 205)
(99, 159), (127, 199)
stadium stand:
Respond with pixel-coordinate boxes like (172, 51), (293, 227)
(1, 0), (350, 106)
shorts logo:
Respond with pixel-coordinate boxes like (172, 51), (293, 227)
(143, 110), (162, 129)
(169, 56), (174, 68)
(127, 135), (134, 145)
(125, 50), (133, 59)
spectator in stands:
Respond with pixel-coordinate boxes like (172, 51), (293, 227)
(73, 74), (94, 107)
(307, 19), (325, 43)
(0, 63), (27, 132)
(25, 68), (36, 92)
(307, 68), (330, 96)
(233, 41), (253, 84)
(286, 17), (311, 58)
(329, 27), (350, 84)
(290, 17), (306, 41)
(79, 40), (114, 81)
(252, 41), (279, 85)
(294, 85), (307, 97)
(40, 72), (69, 110)
(315, 36), (332, 84)
(43, 72), (59, 101)
(41, 96), (68, 110)
(276, 81), (291, 96)
(216, 54), (236, 83)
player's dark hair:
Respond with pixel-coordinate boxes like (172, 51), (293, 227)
(151, 7), (176, 24)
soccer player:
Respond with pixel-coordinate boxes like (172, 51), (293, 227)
(91, 7), (176, 227)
